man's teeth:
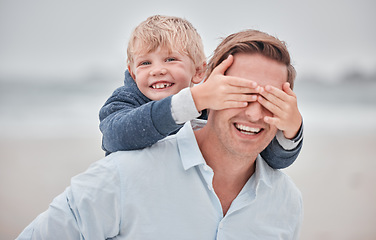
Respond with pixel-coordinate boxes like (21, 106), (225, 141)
(235, 124), (261, 135)
(151, 83), (173, 89)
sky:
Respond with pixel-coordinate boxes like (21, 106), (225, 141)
(1, 0), (375, 82)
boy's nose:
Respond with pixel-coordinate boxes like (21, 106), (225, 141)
(244, 102), (269, 122)
(150, 66), (167, 76)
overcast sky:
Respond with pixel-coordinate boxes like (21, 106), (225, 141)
(1, 0), (375, 82)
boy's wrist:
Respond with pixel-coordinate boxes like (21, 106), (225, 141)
(276, 122), (304, 150)
(171, 88), (201, 124)
(283, 129), (299, 140)
(283, 117), (302, 139)
(190, 84), (206, 112)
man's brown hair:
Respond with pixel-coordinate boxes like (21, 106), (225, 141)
(207, 30), (296, 88)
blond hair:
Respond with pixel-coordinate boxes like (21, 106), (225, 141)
(207, 30), (296, 88)
(127, 15), (206, 69)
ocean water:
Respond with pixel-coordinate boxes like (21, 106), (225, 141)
(294, 80), (376, 134)
(1, 77), (375, 138)
(0, 78), (120, 138)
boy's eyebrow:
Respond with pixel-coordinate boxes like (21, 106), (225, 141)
(133, 53), (150, 61)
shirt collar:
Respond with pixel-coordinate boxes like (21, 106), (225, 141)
(176, 120), (207, 170)
(254, 155), (273, 189)
(238, 156), (273, 202)
(177, 120), (274, 189)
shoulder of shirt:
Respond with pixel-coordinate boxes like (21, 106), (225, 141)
(104, 134), (179, 160)
(275, 170), (302, 202)
(259, 159), (302, 199)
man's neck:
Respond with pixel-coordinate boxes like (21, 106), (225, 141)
(195, 128), (257, 215)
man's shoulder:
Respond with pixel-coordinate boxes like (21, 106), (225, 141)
(259, 158), (302, 200)
(276, 170), (301, 195)
(273, 170), (302, 209)
(107, 134), (180, 166)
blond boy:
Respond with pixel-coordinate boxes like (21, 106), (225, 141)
(99, 15), (303, 168)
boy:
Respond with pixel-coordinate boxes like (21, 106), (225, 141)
(99, 15), (303, 169)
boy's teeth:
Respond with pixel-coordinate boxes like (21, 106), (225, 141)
(235, 123), (261, 135)
(152, 83), (172, 89)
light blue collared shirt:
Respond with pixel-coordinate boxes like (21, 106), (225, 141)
(17, 120), (303, 240)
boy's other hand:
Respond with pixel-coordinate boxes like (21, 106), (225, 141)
(257, 82), (302, 139)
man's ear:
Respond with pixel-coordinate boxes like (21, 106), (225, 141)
(127, 65), (136, 80)
(191, 62), (207, 84)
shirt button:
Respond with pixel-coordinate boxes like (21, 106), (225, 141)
(203, 165), (209, 171)
(219, 222), (224, 229)
(207, 184), (213, 191)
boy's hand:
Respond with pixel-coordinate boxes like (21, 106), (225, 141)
(257, 82), (302, 139)
(191, 55), (259, 112)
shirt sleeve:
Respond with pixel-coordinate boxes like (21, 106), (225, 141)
(16, 157), (122, 240)
(275, 123), (304, 150)
(171, 87), (201, 124)
(260, 122), (304, 169)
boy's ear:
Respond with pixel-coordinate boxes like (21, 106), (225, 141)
(127, 65), (136, 80)
(191, 62), (207, 84)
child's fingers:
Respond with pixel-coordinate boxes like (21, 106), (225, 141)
(232, 93), (258, 102)
(226, 94), (258, 108)
(227, 85), (259, 95)
(224, 76), (258, 89)
(262, 85), (287, 101)
(282, 82), (296, 96)
(212, 55), (234, 75)
(221, 93), (257, 104)
(259, 87), (285, 108)
(264, 83), (296, 100)
(222, 101), (249, 109)
(222, 77), (260, 95)
(263, 116), (280, 127)
(257, 95), (283, 116)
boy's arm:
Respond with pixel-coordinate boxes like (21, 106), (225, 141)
(99, 87), (179, 153)
(261, 123), (303, 169)
(99, 71), (192, 154)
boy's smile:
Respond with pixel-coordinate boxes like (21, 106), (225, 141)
(151, 82), (173, 89)
(129, 47), (202, 101)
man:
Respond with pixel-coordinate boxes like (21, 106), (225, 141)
(17, 29), (303, 239)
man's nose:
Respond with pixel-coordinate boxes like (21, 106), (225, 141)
(150, 64), (167, 76)
(244, 102), (269, 122)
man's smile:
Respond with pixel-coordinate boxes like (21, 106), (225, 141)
(234, 123), (263, 135)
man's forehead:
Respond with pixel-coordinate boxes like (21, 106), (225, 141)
(226, 53), (287, 88)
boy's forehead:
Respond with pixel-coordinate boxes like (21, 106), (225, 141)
(132, 44), (190, 60)
(133, 39), (182, 53)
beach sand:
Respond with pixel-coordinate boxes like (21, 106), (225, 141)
(1, 129), (376, 239)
